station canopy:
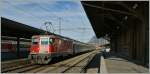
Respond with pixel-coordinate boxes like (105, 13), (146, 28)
(1, 17), (52, 38)
(1, 17), (84, 43)
(81, 1), (148, 38)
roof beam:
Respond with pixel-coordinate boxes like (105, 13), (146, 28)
(82, 2), (138, 18)
(116, 2), (137, 13)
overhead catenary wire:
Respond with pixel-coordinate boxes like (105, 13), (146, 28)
(4, 1), (92, 30)
(32, 1), (73, 23)
(3, 1), (60, 34)
(2, 1), (60, 34)
(3, 1), (94, 43)
(29, 1), (81, 34)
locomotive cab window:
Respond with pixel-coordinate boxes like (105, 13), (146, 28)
(41, 38), (49, 45)
(32, 38), (38, 45)
(49, 38), (55, 44)
(49, 38), (53, 44)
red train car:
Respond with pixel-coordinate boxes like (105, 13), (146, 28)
(1, 40), (30, 53)
(28, 35), (73, 64)
(1, 41), (15, 52)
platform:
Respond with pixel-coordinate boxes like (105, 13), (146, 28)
(103, 51), (149, 73)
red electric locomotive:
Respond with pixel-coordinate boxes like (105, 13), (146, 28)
(28, 35), (73, 64)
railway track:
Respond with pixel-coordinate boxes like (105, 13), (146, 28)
(1, 58), (31, 73)
(2, 50), (99, 73)
(2, 64), (35, 73)
(2, 58), (29, 69)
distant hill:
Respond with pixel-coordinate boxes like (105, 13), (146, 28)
(88, 36), (109, 46)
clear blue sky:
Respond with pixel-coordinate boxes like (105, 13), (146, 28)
(1, 0), (96, 43)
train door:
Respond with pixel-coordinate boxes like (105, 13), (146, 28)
(39, 37), (49, 53)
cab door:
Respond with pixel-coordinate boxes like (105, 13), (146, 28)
(39, 37), (49, 53)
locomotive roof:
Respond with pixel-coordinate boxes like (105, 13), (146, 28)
(32, 35), (58, 38)
(32, 35), (92, 46)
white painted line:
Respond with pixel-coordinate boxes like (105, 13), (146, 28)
(100, 55), (108, 73)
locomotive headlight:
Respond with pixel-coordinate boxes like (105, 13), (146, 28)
(30, 51), (34, 54)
